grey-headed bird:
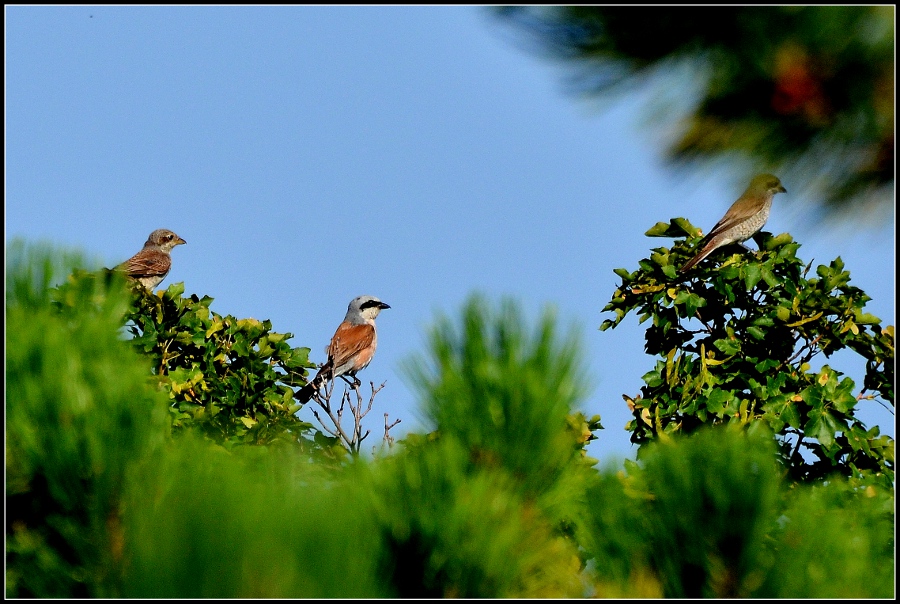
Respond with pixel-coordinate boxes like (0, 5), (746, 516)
(298, 295), (391, 403)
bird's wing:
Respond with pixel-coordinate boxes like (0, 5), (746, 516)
(706, 197), (762, 240)
(326, 322), (376, 374)
(118, 248), (171, 278)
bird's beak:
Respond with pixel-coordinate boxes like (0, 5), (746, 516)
(177, 237), (187, 245)
(778, 185), (787, 193)
(378, 302), (391, 310)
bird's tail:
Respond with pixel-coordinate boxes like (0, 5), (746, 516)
(680, 243), (714, 273)
(296, 366), (331, 403)
(296, 382), (315, 404)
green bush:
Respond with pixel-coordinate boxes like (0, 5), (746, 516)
(369, 296), (601, 597)
(123, 280), (320, 450)
(579, 425), (894, 598)
(6, 242), (169, 597)
(601, 219), (894, 486)
(6, 240), (894, 599)
(403, 296), (601, 502)
(121, 435), (384, 598)
(362, 438), (584, 598)
(758, 475), (894, 597)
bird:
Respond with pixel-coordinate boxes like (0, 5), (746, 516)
(680, 173), (786, 273)
(297, 295), (391, 403)
(117, 228), (187, 290)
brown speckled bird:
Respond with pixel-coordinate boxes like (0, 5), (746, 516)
(680, 174), (786, 273)
(118, 228), (187, 290)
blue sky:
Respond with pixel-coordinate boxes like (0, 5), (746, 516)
(6, 6), (894, 463)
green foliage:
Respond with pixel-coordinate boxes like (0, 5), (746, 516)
(403, 295), (601, 504)
(372, 295), (605, 596)
(579, 426), (894, 598)
(362, 439), (584, 598)
(496, 6), (894, 213)
(121, 435), (384, 598)
(57, 274), (320, 449)
(6, 242), (169, 597)
(601, 219), (894, 485)
(757, 474), (895, 598)
(627, 425), (782, 598)
(7, 243), (894, 599)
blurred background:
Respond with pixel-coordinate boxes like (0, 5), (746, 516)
(6, 6), (894, 463)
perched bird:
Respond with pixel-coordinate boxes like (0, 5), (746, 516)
(117, 228), (187, 290)
(680, 173), (787, 273)
(297, 295), (391, 403)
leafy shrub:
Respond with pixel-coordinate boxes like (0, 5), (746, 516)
(55, 274), (322, 450)
(366, 296), (602, 597)
(124, 281), (320, 447)
(6, 242), (169, 597)
(121, 435), (385, 598)
(363, 438), (585, 598)
(580, 425), (894, 598)
(6, 241), (893, 599)
(601, 219), (894, 486)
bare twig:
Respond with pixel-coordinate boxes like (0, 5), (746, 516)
(311, 390), (354, 448)
(802, 259), (814, 278)
(791, 433), (804, 460)
(874, 399), (895, 415)
(307, 377), (388, 454)
(857, 388), (895, 416)
(787, 334), (822, 365)
(384, 412), (401, 448)
(695, 313), (715, 334)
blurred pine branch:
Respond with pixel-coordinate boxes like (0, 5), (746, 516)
(494, 6), (894, 219)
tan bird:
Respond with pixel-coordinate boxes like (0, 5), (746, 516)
(680, 174), (786, 273)
(117, 228), (187, 290)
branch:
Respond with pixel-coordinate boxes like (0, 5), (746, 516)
(383, 412), (401, 449)
(308, 378), (388, 454)
(791, 433), (804, 460)
(310, 380), (355, 451)
(787, 334), (822, 365)
(858, 388), (896, 416)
